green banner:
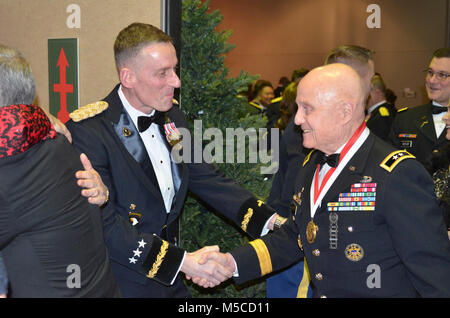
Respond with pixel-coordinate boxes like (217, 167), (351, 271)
(48, 38), (79, 123)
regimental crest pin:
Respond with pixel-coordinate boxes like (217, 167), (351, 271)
(345, 243), (364, 262)
(122, 127), (132, 137)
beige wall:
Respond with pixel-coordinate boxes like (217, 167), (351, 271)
(0, 0), (161, 111)
(209, 0), (449, 108)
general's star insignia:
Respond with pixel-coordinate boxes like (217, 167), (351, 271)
(133, 248), (142, 257)
(129, 257), (137, 264)
(138, 239), (147, 248)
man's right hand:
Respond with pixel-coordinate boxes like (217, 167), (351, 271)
(181, 246), (234, 288)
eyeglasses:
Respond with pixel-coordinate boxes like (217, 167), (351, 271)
(424, 68), (450, 81)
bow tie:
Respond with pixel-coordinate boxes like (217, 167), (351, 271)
(431, 105), (448, 114)
(137, 111), (164, 133)
(315, 152), (340, 168)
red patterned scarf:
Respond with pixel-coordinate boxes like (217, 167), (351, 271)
(0, 104), (57, 158)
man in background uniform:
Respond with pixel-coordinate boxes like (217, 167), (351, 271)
(389, 48), (450, 169)
(365, 74), (396, 141)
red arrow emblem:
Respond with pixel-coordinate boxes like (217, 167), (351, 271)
(53, 48), (73, 123)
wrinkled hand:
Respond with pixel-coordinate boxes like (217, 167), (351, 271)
(181, 246), (234, 288)
(76, 153), (109, 206)
(45, 111), (72, 143)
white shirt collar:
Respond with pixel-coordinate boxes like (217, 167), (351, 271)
(432, 100), (447, 108)
(118, 85), (155, 127)
(367, 100), (387, 115)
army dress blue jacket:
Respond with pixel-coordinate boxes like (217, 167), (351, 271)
(66, 85), (275, 298)
(232, 132), (450, 297)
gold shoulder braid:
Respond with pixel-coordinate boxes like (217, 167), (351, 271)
(69, 101), (108, 122)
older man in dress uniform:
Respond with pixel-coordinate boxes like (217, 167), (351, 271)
(200, 63), (450, 297)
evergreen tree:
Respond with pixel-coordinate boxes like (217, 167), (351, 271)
(180, 0), (273, 298)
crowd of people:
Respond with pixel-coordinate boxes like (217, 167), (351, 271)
(0, 21), (449, 298)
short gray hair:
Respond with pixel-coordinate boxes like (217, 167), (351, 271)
(0, 44), (36, 106)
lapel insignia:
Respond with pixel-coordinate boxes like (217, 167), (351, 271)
(297, 234), (303, 250)
(349, 165), (356, 172)
(292, 187), (305, 217)
(419, 115), (429, 128)
(303, 150), (316, 166)
(345, 243), (364, 261)
(122, 127), (132, 137)
(293, 187), (304, 206)
(327, 182), (377, 212)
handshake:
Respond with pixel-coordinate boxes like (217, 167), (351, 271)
(180, 246), (236, 288)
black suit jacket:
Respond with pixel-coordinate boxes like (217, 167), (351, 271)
(66, 85), (274, 297)
(0, 135), (120, 298)
(366, 102), (395, 141)
(232, 132), (450, 297)
(389, 103), (448, 168)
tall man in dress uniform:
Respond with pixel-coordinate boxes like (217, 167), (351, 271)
(389, 48), (450, 170)
(365, 74), (396, 141)
(198, 63), (450, 297)
(265, 45), (375, 298)
(66, 23), (281, 297)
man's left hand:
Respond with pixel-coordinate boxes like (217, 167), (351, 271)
(76, 153), (109, 206)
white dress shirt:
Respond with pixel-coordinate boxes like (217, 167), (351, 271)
(432, 101), (447, 138)
(118, 86), (175, 213)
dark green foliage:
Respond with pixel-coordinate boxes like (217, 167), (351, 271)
(180, 0), (272, 298)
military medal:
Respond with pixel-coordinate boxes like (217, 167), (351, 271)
(345, 243), (364, 261)
(164, 122), (183, 147)
(306, 220), (318, 243)
(329, 212), (338, 249)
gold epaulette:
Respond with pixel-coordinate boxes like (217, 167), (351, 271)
(271, 96), (282, 104)
(303, 149), (316, 167)
(380, 150), (415, 172)
(379, 106), (390, 117)
(69, 101), (108, 122)
(397, 107), (408, 113)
